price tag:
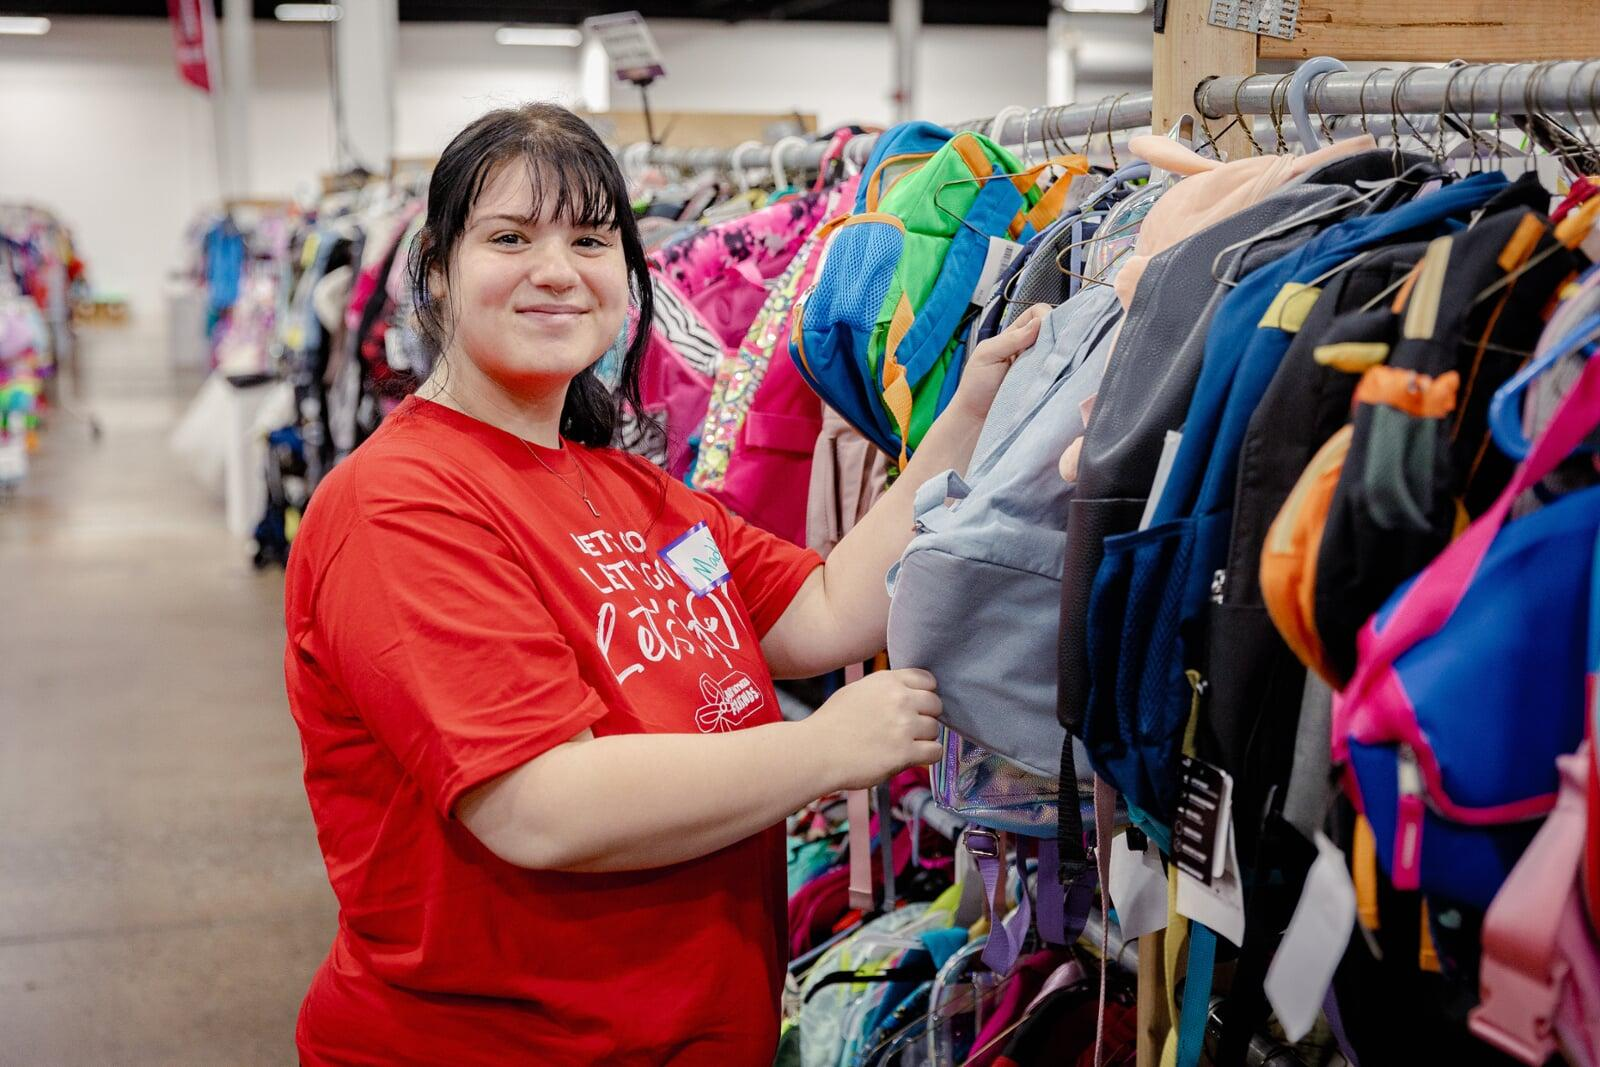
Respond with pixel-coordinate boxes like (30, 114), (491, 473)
(1108, 830), (1170, 939)
(1265, 832), (1358, 1041)
(583, 11), (666, 84)
(1174, 756), (1245, 946)
(1173, 756), (1232, 885)
(971, 236), (1024, 306)
(659, 521), (730, 597)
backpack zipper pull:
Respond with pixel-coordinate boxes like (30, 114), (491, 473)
(1392, 746), (1425, 891)
(1210, 568), (1228, 604)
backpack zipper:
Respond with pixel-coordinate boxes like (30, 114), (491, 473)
(1210, 568), (1227, 604)
(1392, 745), (1425, 892)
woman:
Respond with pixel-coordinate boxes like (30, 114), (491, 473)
(283, 103), (1047, 1066)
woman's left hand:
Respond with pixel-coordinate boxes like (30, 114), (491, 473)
(946, 303), (1051, 426)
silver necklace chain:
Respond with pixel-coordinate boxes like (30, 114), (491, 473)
(518, 436), (600, 518)
(426, 383), (600, 517)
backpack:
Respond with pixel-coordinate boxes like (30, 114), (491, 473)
(1470, 745), (1600, 1067)
(791, 123), (1085, 465)
(1334, 344), (1600, 910)
(1057, 152), (1406, 824)
(1312, 187), (1580, 682)
(887, 286), (1120, 777)
(1084, 169), (1503, 842)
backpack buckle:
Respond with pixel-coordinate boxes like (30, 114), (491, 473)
(963, 827), (1001, 859)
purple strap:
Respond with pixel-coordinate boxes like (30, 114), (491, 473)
(1322, 986), (1359, 1067)
(1037, 837), (1067, 945)
(971, 831), (1095, 976)
(972, 831), (1032, 974)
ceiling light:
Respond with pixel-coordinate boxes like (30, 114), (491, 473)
(495, 25), (583, 47)
(1061, 0), (1149, 11)
(274, 4), (341, 22)
(0, 16), (51, 35)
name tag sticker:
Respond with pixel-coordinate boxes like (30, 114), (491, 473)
(659, 521), (731, 597)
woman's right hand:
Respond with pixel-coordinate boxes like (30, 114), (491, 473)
(804, 669), (945, 792)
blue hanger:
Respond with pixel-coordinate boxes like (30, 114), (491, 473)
(1488, 306), (1600, 460)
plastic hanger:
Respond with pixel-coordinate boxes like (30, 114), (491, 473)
(1289, 55), (1350, 151)
(1488, 307), (1600, 460)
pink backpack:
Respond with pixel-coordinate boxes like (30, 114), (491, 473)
(1470, 745), (1600, 1067)
(695, 174), (862, 543)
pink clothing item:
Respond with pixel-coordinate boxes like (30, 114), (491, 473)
(650, 186), (834, 349)
(806, 407), (892, 557)
(697, 177), (862, 543)
(1111, 134), (1378, 311)
(640, 276), (721, 479)
(1471, 747), (1600, 1067)
(966, 949), (1073, 1067)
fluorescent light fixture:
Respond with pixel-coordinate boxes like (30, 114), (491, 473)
(495, 25), (583, 47)
(0, 16), (50, 35)
(1062, 0), (1149, 11)
(274, 4), (341, 22)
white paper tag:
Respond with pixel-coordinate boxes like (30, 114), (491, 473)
(971, 236), (1024, 306)
(1108, 831), (1170, 940)
(1140, 430), (1183, 530)
(1176, 803), (1246, 947)
(1264, 831), (1357, 1042)
(658, 521), (731, 597)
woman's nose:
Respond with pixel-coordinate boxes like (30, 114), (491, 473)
(526, 246), (581, 292)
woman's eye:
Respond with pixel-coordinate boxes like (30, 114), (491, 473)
(492, 232), (525, 246)
(576, 235), (612, 250)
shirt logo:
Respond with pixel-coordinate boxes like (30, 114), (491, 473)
(695, 671), (765, 732)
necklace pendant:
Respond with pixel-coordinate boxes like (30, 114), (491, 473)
(584, 496), (600, 518)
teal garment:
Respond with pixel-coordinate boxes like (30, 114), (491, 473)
(787, 834), (845, 896)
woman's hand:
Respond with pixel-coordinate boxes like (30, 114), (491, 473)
(801, 669), (944, 791)
(945, 303), (1051, 425)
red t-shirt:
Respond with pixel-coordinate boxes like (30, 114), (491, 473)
(283, 396), (824, 1066)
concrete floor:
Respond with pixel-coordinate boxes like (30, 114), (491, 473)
(0, 329), (336, 1064)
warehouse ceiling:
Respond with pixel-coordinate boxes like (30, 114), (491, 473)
(1, 0), (1058, 26)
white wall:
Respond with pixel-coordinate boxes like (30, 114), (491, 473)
(0, 15), (1150, 331)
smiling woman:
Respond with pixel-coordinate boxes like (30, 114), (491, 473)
(408, 104), (654, 448)
(279, 100), (1046, 1066)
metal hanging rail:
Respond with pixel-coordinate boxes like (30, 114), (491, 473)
(1198, 59), (1600, 123)
(621, 58), (1600, 176)
(622, 92), (1155, 174)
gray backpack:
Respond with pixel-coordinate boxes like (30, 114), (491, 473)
(886, 285), (1121, 777)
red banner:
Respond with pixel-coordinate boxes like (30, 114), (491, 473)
(167, 0), (213, 92)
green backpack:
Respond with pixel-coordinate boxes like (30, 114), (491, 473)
(792, 122), (1084, 465)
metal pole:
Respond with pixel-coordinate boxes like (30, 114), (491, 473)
(1197, 60), (1600, 122)
(220, 0), (252, 198)
(890, 0), (921, 124)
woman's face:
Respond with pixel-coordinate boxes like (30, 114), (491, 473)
(438, 159), (629, 396)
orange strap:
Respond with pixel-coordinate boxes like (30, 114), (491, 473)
(1354, 366), (1460, 419)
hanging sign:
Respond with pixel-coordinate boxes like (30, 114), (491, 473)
(583, 11), (667, 86)
(166, 0), (215, 92)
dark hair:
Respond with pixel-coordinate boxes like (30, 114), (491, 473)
(409, 102), (655, 448)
